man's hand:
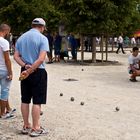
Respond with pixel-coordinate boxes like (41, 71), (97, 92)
(6, 74), (13, 81)
(25, 64), (32, 69)
(19, 70), (29, 81)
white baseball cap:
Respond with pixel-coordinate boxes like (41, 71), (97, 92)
(32, 18), (46, 26)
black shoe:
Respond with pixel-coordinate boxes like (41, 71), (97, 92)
(47, 61), (53, 64)
(116, 52), (118, 54)
(129, 79), (138, 82)
(40, 111), (43, 116)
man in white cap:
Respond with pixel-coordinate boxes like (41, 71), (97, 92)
(14, 18), (49, 137)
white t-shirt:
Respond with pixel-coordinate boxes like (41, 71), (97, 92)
(128, 54), (140, 70)
(0, 37), (10, 71)
(114, 37), (117, 42)
(131, 37), (136, 44)
(118, 36), (123, 43)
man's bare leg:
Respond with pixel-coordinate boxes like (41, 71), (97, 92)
(21, 103), (30, 127)
(0, 100), (13, 116)
(0, 101), (1, 116)
(32, 104), (41, 130)
(0, 100), (7, 116)
(136, 70), (140, 75)
(6, 100), (11, 112)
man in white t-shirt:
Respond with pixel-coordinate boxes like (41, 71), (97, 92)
(116, 34), (125, 54)
(114, 37), (118, 47)
(128, 47), (140, 82)
(131, 37), (136, 47)
(0, 24), (14, 118)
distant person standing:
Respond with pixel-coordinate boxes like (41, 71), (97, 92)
(116, 34), (125, 54)
(124, 36), (130, 48)
(131, 37), (136, 47)
(45, 31), (53, 63)
(69, 33), (78, 60)
(14, 18), (49, 137)
(113, 36), (118, 47)
(54, 32), (62, 62)
(84, 37), (88, 51)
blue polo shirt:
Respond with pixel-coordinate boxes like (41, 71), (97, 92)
(15, 29), (49, 69)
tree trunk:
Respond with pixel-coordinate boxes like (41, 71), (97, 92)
(92, 37), (96, 63)
(112, 41), (114, 52)
(105, 36), (108, 62)
(80, 35), (84, 63)
(101, 35), (104, 62)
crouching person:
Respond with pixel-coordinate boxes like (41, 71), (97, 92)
(128, 47), (140, 82)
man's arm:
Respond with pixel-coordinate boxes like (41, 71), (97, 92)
(3, 51), (12, 80)
(14, 50), (47, 80)
(130, 64), (135, 71)
(26, 51), (47, 74)
(14, 50), (26, 67)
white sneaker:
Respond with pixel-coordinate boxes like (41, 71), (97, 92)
(6, 108), (16, 115)
(1, 113), (16, 119)
(29, 127), (48, 137)
(21, 127), (31, 134)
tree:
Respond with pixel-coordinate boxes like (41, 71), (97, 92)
(52, 0), (140, 35)
(52, 0), (140, 63)
(0, 0), (60, 34)
(0, 0), (140, 36)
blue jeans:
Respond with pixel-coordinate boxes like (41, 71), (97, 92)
(0, 70), (11, 101)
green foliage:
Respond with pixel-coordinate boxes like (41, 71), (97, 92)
(52, 0), (140, 35)
(0, 0), (140, 35)
(0, 0), (60, 34)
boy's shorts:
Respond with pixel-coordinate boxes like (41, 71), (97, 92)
(21, 68), (47, 104)
(128, 69), (133, 74)
(0, 70), (11, 101)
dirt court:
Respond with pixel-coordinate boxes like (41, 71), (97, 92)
(0, 48), (140, 140)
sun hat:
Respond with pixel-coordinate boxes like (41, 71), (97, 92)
(32, 18), (46, 26)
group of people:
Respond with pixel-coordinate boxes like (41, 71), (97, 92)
(114, 35), (140, 54)
(83, 35), (138, 54)
(1, 16), (140, 139)
(45, 32), (79, 63)
(114, 34), (140, 82)
(0, 18), (49, 137)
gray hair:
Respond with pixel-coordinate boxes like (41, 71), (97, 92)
(0, 24), (10, 32)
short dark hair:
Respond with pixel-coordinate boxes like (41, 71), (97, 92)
(132, 47), (139, 52)
(32, 24), (44, 28)
(0, 24), (10, 32)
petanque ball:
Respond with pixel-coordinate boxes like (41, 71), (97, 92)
(70, 97), (74, 101)
(80, 102), (84, 105)
(115, 107), (120, 112)
(19, 76), (25, 81)
(60, 93), (63, 96)
(81, 69), (84, 71)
